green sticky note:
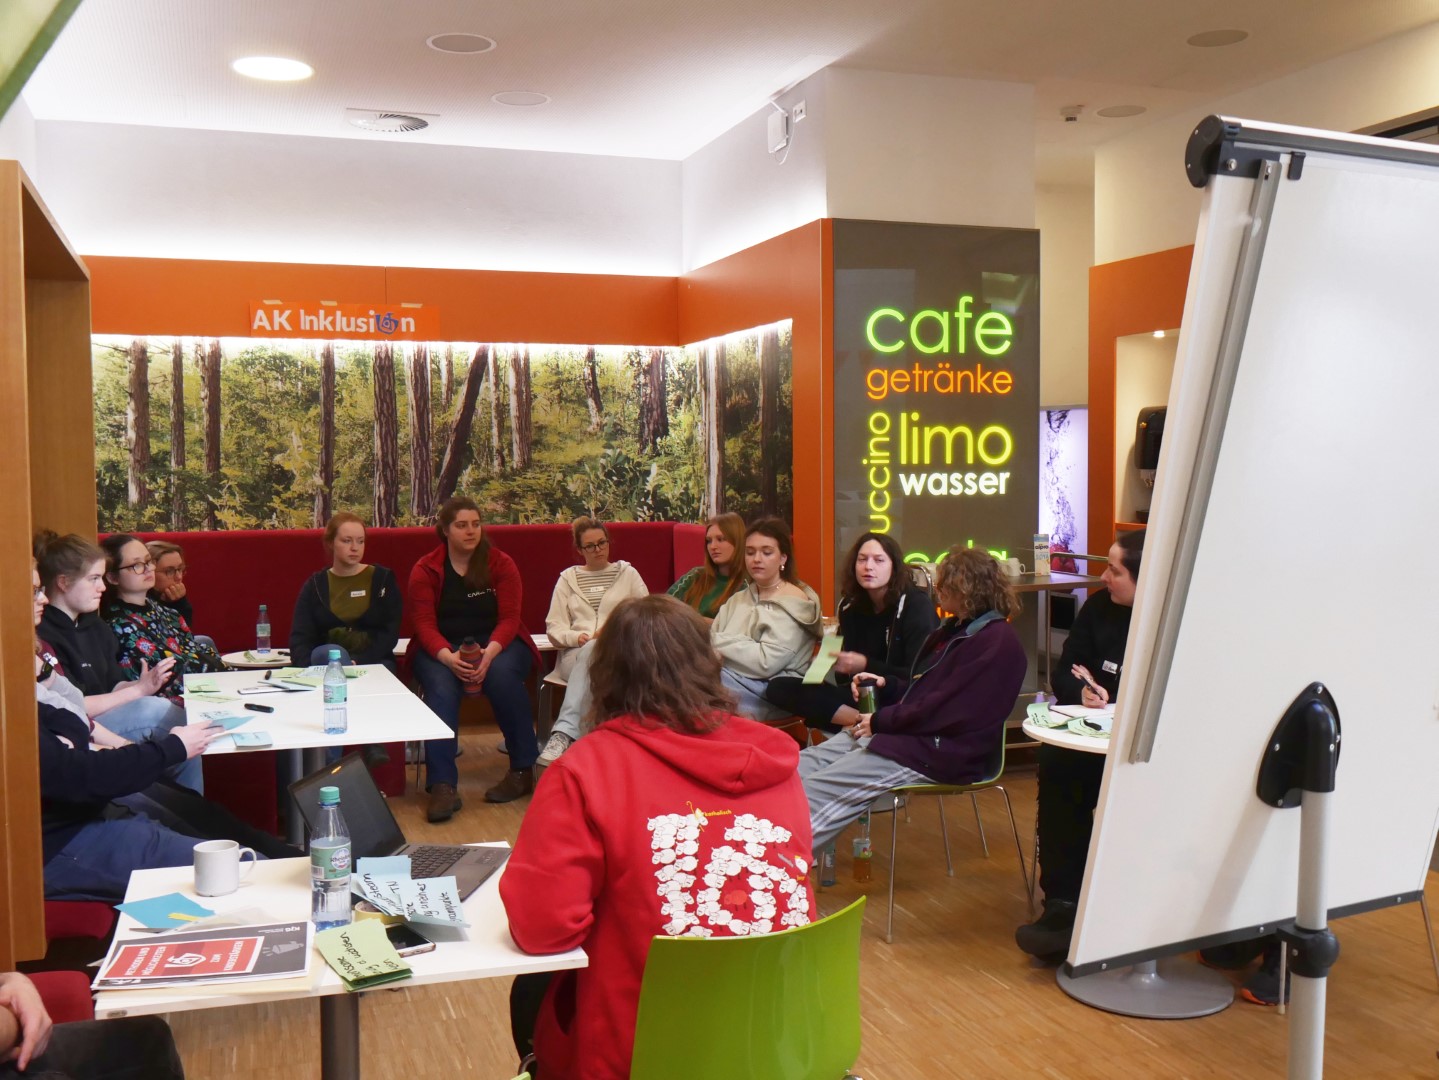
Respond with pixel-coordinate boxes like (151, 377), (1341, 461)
(315, 919), (412, 993)
(187, 692), (239, 703)
(343, 667), (364, 678)
(802, 635), (844, 685)
(186, 678), (220, 693)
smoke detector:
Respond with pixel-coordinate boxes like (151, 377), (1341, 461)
(345, 109), (436, 133)
(1059, 105), (1084, 124)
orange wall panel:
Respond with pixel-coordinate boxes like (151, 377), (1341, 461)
(679, 221), (833, 606)
(87, 256), (680, 344)
(1087, 244), (1193, 557)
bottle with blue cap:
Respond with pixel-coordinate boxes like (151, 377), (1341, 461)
(322, 647), (348, 735)
(310, 785), (352, 931)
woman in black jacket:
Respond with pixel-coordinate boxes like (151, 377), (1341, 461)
(765, 532), (939, 732)
(289, 512), (403, 668)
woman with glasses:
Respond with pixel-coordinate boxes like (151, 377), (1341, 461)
(536, 517), (649, 768)
(35, 531), (190, 757)
(100, 534), (226, 704)
(289, 511), (403, 667)
(146, 541), (193, 625)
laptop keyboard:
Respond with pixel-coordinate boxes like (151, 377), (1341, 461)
(407, 844), (506, 880)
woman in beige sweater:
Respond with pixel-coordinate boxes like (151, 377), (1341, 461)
(711, 518), (823, 721)
(545, 517), (649, 680)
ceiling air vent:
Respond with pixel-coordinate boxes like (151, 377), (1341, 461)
(345, 109), (435, 133)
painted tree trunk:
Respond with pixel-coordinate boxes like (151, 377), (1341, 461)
(508, 347), (533, 469)
(442, 345), (455, 410)
(314, 342), (335, 526)
(435, 344), (489, 505)
(125, 339), (151, 509)
(703, 341), (726, 515)
(169, 341), (186, 528)
(372, 342), (399, 526)
(582, 346), (603, 432)
(759, 326), (780, 517)
(408, 344), (435, 518)
(487, 345), (507, 472)
(638, 348), (669, 455)
(198, 340), (222, 530)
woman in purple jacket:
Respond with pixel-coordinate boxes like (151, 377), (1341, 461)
(798, 545), (1027, 852)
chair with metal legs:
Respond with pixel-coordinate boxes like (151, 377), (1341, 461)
(882, 734), (1033, 944)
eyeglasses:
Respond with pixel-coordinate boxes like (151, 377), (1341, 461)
(33, 588), (46, 600)
(119, 560), (155, 575)
(580, 540), (610, 552)
(155, 563), (187, 576)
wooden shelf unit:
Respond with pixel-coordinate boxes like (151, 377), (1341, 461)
(0, 160), (92, 967)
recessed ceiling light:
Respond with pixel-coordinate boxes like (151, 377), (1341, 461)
(1153, 330), (1166, 339)
(1187, 29), (1249, 48)
(492, 91), (549, 107)
(426, 33), (496, 55)
(232, 56), (314, 81)
(1097, 105), (1147, 119)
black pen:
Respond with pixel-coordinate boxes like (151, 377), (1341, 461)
(264, 670), (272, 681)
(245, 703), (275, 713)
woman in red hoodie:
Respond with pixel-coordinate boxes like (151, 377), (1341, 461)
(408, 496), (541, 819)
(501, 594), (815, 1080)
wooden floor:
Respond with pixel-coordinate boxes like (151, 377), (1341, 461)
(168, 725), (1439, 1078)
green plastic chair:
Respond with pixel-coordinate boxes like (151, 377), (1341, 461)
(629, 898), (867, 1080)
(884, 733), (1033, 943)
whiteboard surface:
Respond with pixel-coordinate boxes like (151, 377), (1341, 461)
(1072, 148), (1439, 970)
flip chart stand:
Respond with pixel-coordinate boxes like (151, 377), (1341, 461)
(1256, 683), (1342, 1080)
(1055, 954), (1232, 1019)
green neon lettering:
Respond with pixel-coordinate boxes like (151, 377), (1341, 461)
(865, 308), (906, 353)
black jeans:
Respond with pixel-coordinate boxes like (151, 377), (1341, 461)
(762, 679), (847, 732)
(1036, 744), (1106, 903)
(0, 1016), (184, 1079)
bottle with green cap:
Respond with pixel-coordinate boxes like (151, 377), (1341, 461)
(310, 785), (352, 931)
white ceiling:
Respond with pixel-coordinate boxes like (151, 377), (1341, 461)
(23, 0), (1439, 184)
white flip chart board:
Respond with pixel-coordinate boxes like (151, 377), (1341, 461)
(1070, 118), (1439, 974)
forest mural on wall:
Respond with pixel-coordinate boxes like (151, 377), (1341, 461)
(91, 324), (793, 532)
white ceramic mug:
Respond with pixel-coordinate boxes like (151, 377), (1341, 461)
(193, 839), (257, 896)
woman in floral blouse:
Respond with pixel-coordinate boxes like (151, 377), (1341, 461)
(101, 535), (225, 701)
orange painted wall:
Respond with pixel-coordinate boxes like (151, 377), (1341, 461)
(86, 257), (681, 344)
(678, 221), (832, 606)
(1087, 244), (1193, 557)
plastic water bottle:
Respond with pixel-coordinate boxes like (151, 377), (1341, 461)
(323, 648), (348, 736)
(819, 842), (837, 887)
(255, 604), (271, 654)
(852, 811), (873, 884)
(310, 785), (352, 932)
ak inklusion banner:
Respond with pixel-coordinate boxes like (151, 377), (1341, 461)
(832, 220), (1040, 569)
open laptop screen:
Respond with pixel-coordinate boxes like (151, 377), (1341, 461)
(289, 752), (407, 860)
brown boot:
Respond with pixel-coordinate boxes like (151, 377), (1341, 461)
(484, 768), (534, 804)
(426, 782), (462, 823)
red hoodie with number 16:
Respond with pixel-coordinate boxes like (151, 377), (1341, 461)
(500, 714), (816, 1079)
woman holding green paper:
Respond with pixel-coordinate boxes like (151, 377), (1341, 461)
(764, 532), (938, 733)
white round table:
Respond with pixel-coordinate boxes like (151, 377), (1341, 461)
(219, 648), (291, 670)
(1022, 717), (1234, 1019)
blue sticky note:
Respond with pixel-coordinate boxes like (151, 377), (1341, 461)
(356, 855), (413, 878)
(115, 892), (214, 929)
(230, 731), (272, 748)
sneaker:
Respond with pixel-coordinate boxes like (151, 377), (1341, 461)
(1015, 899), (1077, 961)
(537, 732), (574, 767)
(1240, 942), (1290, 1006)
(361, 743), (391, 769)
(426, 782), (462, 823)
(485, 768), (535, 804)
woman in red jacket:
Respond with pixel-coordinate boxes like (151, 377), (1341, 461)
(501, 594), (815, 1080)
(408, 497), (540, 819)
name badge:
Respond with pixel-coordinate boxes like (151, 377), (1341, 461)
(1102, 660), (1119, 674)
(350, 590), (367, 599)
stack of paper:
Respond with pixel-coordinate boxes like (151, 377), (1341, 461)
(352, 856), (471, 928)
(314, 920), (411, 992)
(94, 922), (311, 990)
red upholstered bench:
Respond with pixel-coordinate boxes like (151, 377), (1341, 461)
(30, 970), (94, 1024)
(135, 522), (691, 819)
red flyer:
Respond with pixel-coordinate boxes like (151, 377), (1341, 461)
(94, 922), (310, 989)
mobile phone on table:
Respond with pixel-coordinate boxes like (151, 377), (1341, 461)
(385, 923), (436, 957)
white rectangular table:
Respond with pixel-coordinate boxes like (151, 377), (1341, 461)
(183, 666), (454, 845)
(95, 852), (587, 1079)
